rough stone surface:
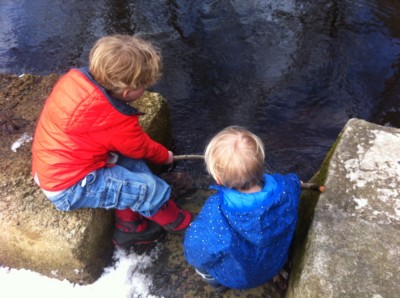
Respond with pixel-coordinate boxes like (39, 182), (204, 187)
(287, 118), (400, 297)
(0, 73), (172, 284)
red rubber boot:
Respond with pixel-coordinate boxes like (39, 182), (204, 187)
(146, 200), (192, 234)
(113, 208), (165, 249)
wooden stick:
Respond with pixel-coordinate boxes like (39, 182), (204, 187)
(301, 182), (325, 193)
(173, 154), (205, 161)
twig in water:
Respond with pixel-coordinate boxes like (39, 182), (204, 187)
(301, 182), (325, 193)
(173, 154), (204, 161)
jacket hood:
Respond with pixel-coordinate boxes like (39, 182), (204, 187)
(77, 67), (142, 117)
(213, 174), (290, 246)
(48, 68), (141, 134)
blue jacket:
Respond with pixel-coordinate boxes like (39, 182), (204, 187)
(183, 173), (301, 289)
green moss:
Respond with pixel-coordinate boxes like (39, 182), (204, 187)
(287, 131), (343, 294)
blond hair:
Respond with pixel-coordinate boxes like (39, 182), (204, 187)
(89, 34), (161, 94)
(205, 126), (265, 190)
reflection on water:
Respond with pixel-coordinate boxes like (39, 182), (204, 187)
(1, 0), (399, 180)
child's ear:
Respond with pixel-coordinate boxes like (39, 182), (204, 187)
(122, 89), (130, 99)
(215, 176), (223, 185)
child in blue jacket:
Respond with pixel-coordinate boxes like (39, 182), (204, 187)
(183, 126), (301, 291)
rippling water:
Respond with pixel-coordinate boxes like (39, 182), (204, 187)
(1, 0), (399, 180)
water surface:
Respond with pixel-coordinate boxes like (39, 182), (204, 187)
(1, 0), (399, 180)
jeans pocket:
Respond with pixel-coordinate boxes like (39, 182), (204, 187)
(101, 178), (148, 210)
(49, 192), (71, 211)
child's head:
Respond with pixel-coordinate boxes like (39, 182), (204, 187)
(89, 34), (161, 95)
(204, 126), (265, 190)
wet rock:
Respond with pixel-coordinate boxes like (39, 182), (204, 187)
(287, 118), (400, 297)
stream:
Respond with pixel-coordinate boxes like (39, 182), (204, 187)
(1, 0), (399, 181)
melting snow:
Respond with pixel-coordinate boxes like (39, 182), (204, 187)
(11, 132), (32, 152)
(0, 246), (162, 298)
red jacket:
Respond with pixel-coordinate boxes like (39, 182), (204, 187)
(32, 68), (169, 191)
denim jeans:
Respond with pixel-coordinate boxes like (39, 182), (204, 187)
(46, 156), (171, 217)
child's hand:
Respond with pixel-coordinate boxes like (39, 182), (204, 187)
(164, 151), (174, 164)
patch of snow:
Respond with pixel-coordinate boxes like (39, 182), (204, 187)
(11, 132), (32, 152)
(0, 246), (163, 298)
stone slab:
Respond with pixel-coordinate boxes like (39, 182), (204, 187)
(287, 118), (400, 297)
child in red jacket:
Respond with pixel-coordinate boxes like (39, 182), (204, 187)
(32, 34), (192, 248)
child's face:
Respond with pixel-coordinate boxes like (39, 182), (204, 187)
(120, 87), (145, 102)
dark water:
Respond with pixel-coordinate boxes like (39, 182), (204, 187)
(1, 0), (399, 181)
